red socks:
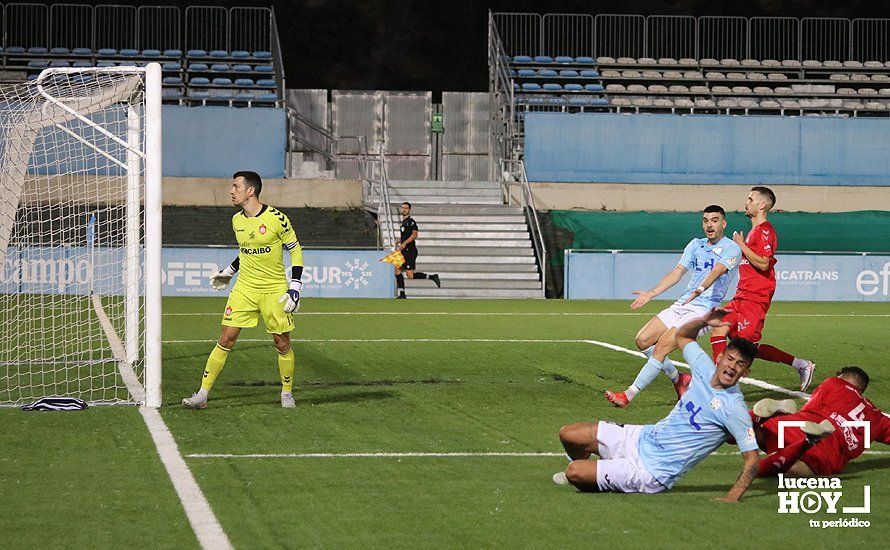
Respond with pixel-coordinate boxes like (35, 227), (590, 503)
(710, 335), (726, 362)
(756, 344), (795, 366)
(758, 438), (809, 477)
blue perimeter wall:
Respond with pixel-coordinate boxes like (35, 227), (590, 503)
(525, 112), (890, 186)
(162, 106), (285, 178)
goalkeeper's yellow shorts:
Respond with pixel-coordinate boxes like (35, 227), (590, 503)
(222, 287), (294, 334)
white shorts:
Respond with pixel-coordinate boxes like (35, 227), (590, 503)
(595, 421), (666, 494)
(656, 303), (711, 331)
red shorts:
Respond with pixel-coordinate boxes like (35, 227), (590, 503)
(759, 413), (848, 475)
(722, 298), (769, 343)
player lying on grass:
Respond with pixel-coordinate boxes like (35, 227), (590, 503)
(605, 205), (741, 408)
(182, 171), (303, 409)
(748, 367), (890, 478)
(558, 309), (761, 501)
(688, 187), (815, 391)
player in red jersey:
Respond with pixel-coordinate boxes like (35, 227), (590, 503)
(687, 186), (815, 390)
(751, 367), (890, 477)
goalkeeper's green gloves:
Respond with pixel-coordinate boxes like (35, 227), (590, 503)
(211, 264), (237, 291)
(279, 280), (303, 313)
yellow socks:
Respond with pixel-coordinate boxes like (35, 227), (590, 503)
(200, 343), (231, 391)
(278, 346), (295, 393)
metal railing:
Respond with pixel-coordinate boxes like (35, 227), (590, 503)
(488, 12), (519, 177)
(500, 158), (546, 297)
(342, 136), (397, 249)
(285, 105), (336, 168)
(491, 12), (890, 61)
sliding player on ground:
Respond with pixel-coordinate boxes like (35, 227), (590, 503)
(605, 205), (741, 407)
(750, 367), (890, 477)
(558, 309), (761, 501)
(182, 171), (303, 409)
(690, 187), (816, 390)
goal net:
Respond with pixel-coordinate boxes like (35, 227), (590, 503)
(0, 65), (162, 407)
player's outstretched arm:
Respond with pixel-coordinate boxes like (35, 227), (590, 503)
(682, 264), (729, 305)
(732, 231), (770, 271)
(211, 257), (239, 290)
(631, 264), (687, 309)
(715, 450), (760, 503)
(675, 307), (730, 350)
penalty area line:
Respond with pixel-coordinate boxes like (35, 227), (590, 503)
(162, 311), (890, 318)
(187, 450), (890, 459)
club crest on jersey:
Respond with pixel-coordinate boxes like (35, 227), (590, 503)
(225, 307), (233, 316)
(259, 224), (267, 235)
(709, 397), (723, 410)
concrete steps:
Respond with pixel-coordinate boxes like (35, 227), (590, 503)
(370, 180), (543, 299)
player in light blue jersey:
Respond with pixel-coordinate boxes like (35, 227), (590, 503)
(556, 309), (761, 501)
(605, 205), (742, 408)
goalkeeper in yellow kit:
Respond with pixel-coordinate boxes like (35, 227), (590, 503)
(182, 171), (303, 409)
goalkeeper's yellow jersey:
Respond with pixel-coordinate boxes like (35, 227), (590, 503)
(232, 205), (303, 293)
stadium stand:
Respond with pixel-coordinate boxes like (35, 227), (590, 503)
(0, 3), (283, 107)
(491, 13), (890, 119)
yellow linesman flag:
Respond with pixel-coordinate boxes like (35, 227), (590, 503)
(380, 250), (405, 268)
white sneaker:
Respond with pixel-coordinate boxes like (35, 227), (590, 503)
(798, 360), (816, 392)
(182, 392), (208, 409)
(801, 419), (835, 445)
(281, 392), (295, 408)
(752, 398), (799, 419)
(552, 471), (570, 486)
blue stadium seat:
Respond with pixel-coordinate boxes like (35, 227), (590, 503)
(188, 89), (211, 99)
(189, 63), (209, 71)
(254, 65), (274, 73)
(72, 60), (92, 68)
(50, 47), (70, 55)
(256, 92), (278, 101)
(546, 97), (568, 105)
(6, 46), (26, 54)
(575, 56), (595, 64)
(559, 70), (579, 77)
(27, 74), (38, 81)
(569, 96), (591, 105)
(98, 48), (117, 56)
(210, 50), (229, 58)
(190, 77), (211, 85)
(517, 69), (536, 77)
(118, 61), (137, 67)
(28, 60), (50, 68)
(513, 83), (520, 91)
(256, 79), (277, 88)
(234, 78), (255, 87)
(564, 83), (583, 91)
(580, 70), (600, 78)
(513, 55), (533, 63)
(210, 88), (234, 99)
(70, 74), (94, 84)
(142, 49), (162, 57)
(534, 55), (553, 63)
(232, 51), (250, 59)
(163, 88), (184, 98)
(28, 47), (48, 55)
(120, 49), (139, 57)
(538, 69), (558, 77)
(584, 84), (605, 92)
(164, 49), (183, 58)
(521, 83), (541, 91)
(162, 62), (182, 71)
(542, 83), (562, 91)
(236, 91), (256, 100)
(233, 64), (252, 72)
(187, 49), (208, 58)
(555, 56), (573, 63)
(212, 77), (233, 86)
(211, 63), (231, 72)
(253, 51), (272, 59)
(97, 61), (116, 67)
(49, 60), (70, 68)
(588, 98), (610, 106)
(163, 76), (183, 85)
(72, 47), (91, 56)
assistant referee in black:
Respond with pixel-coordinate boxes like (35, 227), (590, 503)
(395, 201), (441, 298)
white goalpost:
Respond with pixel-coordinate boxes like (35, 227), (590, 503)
(0, 64), (162, 407)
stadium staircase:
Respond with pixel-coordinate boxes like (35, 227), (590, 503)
(377, 180), (544, 298)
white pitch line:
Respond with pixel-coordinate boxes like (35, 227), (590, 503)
(584, 339), (812, 399)
(140, 408), (233, 550)
(187, 450), (890, 459)
(163, 338), (592, 344)
(163, 311), (890, 318)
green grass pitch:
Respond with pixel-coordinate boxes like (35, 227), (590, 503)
(1, 298), (888, 548)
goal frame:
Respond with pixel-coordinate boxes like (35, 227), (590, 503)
(30, 63), (163, 407)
